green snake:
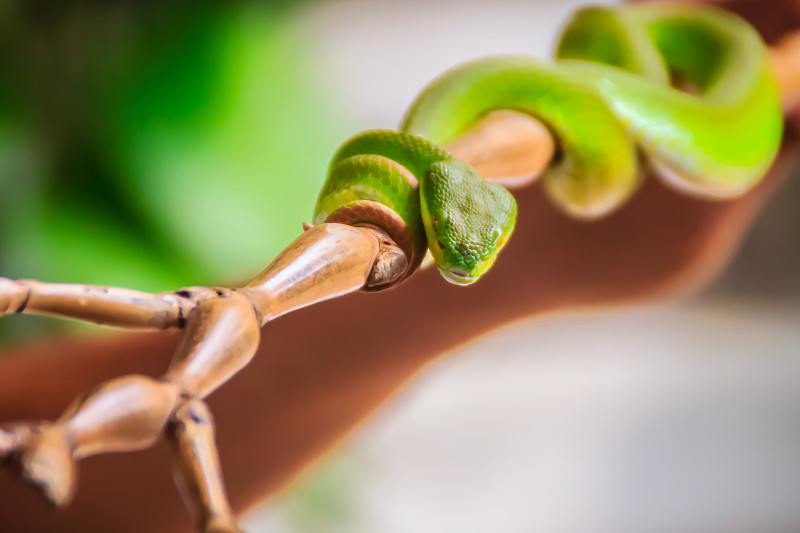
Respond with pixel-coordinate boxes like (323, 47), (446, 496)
(313, 3), (783, 286)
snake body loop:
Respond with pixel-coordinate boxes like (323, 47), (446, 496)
(313, 3), (783, 286)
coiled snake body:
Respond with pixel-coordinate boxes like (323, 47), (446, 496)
(313, 3), (783, 285)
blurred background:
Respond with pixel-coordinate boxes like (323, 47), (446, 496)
(1, 0), (799, 532)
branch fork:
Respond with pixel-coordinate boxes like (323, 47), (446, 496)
(2, 29), (799, 530)
(0, 223), (406, 532)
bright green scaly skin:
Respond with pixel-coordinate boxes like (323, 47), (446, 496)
(313, 130), (517, 284)
(314, 3), (783, 285)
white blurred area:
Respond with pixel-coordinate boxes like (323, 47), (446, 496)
(243, 0), (800, 532)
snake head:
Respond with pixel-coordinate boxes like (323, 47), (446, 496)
(420, 160), (517, 285)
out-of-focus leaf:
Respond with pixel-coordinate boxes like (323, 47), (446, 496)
(100, 4), (342, 282)
(0, 2), (348, 343)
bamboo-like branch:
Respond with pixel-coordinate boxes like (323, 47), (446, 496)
(1, 27), (799, 533)
(0, 278), (190, 328)
(0, 224), (382, 508)
(168, 400), (243, 533)
(0, 116), (553, 530)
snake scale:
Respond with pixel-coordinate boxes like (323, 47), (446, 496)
(313, 3), (783, 285)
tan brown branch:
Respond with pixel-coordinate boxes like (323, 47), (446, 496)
(168, 400), (243, 533)
(0, 278), (190, 328)
(0, 26), (799, 533)
(0, 223), (394, 530)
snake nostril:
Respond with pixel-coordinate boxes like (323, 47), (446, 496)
(437, 240), (445, 249)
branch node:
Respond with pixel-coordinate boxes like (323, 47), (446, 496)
(359, 224), (411, 291)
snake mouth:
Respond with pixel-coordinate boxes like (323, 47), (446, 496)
(438, 267), (478, 286)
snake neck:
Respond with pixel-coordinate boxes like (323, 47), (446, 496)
(313, 130), (456, 278)
(314, 130), (517, 285)
(327, 129), (452, 178)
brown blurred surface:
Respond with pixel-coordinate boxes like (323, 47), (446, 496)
(0, 1), (799, 532)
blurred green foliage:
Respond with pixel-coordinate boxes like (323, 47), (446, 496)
(0, 2), (347, 342)
(0, 2), (378, 524)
